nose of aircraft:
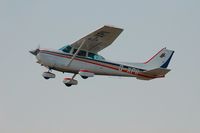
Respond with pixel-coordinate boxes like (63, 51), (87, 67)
(29, 48), (40, 56)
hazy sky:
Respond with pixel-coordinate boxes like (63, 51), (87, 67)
(0, 0), (200, 133)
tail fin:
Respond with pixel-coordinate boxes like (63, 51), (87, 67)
(144, 48), (174, 68)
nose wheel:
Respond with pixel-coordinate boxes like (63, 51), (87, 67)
(42, 71), (56, 79)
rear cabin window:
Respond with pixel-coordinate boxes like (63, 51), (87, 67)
(88, 52), (105, 60)
(88, 52), (96, 59)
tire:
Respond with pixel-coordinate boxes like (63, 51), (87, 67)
(44, 77), (50, 80)
(65, 83), (72, 87)
(81, 76), (88, 79)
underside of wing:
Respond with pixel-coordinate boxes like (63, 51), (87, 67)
(70, 25), (123, 53)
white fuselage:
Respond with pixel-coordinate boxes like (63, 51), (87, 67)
(36, 49), (153, 79)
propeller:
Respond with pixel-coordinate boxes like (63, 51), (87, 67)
(29, 45), (40, 56)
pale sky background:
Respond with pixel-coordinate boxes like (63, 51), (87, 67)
(0, 0), (200, 133)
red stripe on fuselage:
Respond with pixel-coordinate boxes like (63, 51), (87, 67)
(79, 69), (93, 73)
(40, 50), (158, 79)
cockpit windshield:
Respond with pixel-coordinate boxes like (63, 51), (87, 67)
(59, 45), (72, 53)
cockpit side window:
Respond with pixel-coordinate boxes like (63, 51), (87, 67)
(73, 49), (86, 57)
(78, 50), (86, 57)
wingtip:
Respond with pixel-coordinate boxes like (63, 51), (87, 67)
(104, 25), (124, 30)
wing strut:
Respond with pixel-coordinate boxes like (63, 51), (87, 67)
(67, 39), (86, 67)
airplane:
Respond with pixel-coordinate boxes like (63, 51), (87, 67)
(30, 25), (174, 87)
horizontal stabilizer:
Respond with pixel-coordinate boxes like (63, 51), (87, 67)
(137, 68), (171, 80)
(143, 68), (171, 76)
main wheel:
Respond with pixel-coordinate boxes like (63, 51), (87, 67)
(81, 76), (88, 79)
(44, 77), (50, 80)
(65, 83), (72, 87)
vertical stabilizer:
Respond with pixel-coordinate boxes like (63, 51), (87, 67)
(144, 48), (174, 68)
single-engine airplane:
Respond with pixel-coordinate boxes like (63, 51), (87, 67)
(30, 25), (174, 87)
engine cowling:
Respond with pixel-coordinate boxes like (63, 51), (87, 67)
(79, 70), (94, 79)
(42, 72), (55, 79)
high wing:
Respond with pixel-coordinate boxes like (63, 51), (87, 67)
(70, 25), (123, 53)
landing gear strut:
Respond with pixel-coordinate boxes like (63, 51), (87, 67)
(63, 74), (78, 87)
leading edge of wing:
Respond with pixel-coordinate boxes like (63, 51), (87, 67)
(70, 25), (123, 53)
